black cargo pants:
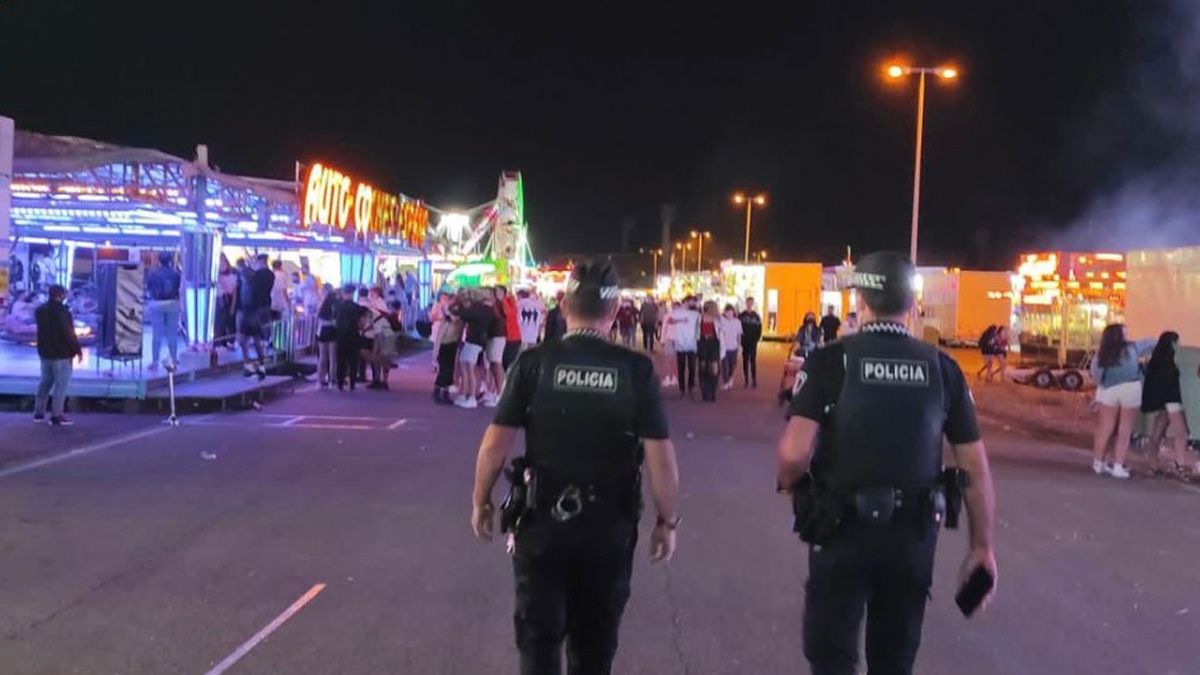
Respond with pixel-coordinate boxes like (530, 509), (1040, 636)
(803, 518), (939, 675)
(512, 512), (638, 675)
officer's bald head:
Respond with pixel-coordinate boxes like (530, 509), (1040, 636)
(564, 258), (620, 324)
(852, 251), (915, 318)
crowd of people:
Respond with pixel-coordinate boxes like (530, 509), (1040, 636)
(427, 290), (782, 408)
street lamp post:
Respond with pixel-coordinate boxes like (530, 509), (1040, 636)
(690, 230), (712, 273)
(732, 192), (767, 263)
(640, 247), (664, 279)
(885, 63), (958, 265)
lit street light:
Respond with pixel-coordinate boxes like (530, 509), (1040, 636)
(639, 247), (664, 278)
(732, 192), (767, 263)
(753, 249), (768, 263)
(884, 62), (959, 265)
(690, 230), (712, 273)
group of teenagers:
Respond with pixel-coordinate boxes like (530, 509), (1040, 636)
(1090, 324), (1200, 480)
(636, 295), (768, 402)
(428, 285), (558, 409)
(313, 283), (405, 391)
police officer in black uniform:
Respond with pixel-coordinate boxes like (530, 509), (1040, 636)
(776, 251), (998, 675)
(471, 259), (681, 675)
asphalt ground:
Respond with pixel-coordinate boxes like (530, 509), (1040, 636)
(0, 344), (1197, 674)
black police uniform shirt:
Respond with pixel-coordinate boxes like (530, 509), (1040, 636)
(787, 322), (980, 491)
(493, 332), (670, 482)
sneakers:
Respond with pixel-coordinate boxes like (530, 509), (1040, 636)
(1092, 460), (1107, 475)
(1108, 464), (1132, 480)
(33, 412), (46, 423)
(481, 392), (499, 408)
(455, 396), (478, 409)
(49, 416), (74, 427)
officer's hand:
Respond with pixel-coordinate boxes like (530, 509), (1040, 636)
(959, 547), (998, 615)
(649, 524), (676, 563)
(471, 502), (495, 541)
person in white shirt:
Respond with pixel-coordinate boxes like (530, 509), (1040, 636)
(667, 296), (701, 397)
(843, 311), (860, 336)
(515, 289), (545, 349)
(659, 301), (678, 388)
(270, 260), (291, 320)
(718, 304), (744, 390)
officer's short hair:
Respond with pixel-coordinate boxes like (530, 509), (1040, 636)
(565, 259), (620, 321)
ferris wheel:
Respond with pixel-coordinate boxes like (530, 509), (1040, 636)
(432, 171), (535, 282)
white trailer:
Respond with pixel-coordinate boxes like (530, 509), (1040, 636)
(1126, 246), (1200, 440)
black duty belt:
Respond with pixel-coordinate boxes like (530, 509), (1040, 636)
(849, 485), (943, 526)
(531, 472), (639, 523)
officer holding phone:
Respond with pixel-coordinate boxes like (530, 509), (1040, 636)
(471, 259), (681, 675)
(776, 251), (998, 675)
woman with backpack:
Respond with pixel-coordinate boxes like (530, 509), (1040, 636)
(977, 324), (999, 381)
(1089, 323), (1156, 479)
(1142, 331), (1199, 477)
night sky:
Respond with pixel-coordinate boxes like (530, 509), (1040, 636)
(2, 1), (1189, 268)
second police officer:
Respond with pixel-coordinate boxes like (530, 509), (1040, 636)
(470, 259), (682, 675)
(776, 251), (999, 675)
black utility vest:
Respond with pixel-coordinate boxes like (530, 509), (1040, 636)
(525, 337), (642, 483)
(814, 331), (947, 491)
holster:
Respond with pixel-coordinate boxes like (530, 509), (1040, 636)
(938, 467), (970, 530)
(790, 474), (850, 546)
(500, 457), (535, 534)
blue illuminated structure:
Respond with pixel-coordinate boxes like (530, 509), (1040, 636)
(6, 132), (400, 346)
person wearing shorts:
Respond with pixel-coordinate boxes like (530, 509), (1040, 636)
(484, 288), (508, 406)
(1141, 331), (1198, 476)
(1089, 323), (1155, 479)
(455, 292), (492, 409)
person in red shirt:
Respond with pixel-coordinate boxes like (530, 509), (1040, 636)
(498, 285), (523, 371)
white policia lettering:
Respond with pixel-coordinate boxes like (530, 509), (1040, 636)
(554, 365), (619, 393)
(860, 358), (929, 386)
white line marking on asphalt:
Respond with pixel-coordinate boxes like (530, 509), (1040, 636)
(203, 583), (326, 675)
(387, 418), (408, 430)
(0, 418), (210, 480)
(278, 416), (306, 427)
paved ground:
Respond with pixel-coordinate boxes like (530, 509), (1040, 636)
(1, 344), (1198, 674)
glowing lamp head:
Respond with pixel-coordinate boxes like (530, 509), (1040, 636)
(733, 193), (746, 205)
(887, 64), (907, 79)
(939, 67), (958, 80)
(753, 194), (767, 206)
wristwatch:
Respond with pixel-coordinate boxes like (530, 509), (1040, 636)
(656, 514), (683, 530)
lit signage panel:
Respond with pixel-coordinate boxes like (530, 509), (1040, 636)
(301, 162), (428, 248)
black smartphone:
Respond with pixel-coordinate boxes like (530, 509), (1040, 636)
(955, 566), (995, 617)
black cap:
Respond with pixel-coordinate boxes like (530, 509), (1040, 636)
(849, 251), (915, 316)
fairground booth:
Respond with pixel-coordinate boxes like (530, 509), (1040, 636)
(1013, 251), (1126, 369)
(0, 123), (435, 397)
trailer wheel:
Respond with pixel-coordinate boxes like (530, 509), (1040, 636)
(1032, 369), (1056, 389)
(1059, 370), (1084, 392)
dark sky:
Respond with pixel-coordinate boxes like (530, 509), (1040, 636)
(0, 1), (1172, 267)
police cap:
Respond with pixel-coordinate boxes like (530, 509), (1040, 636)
(850, 251), (915, 316)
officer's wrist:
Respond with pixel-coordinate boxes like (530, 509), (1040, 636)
(655, 514), (682, 530)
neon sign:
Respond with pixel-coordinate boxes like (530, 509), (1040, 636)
(301, 162), (428, 248)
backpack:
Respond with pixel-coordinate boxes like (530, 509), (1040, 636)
(978, 325), (998, 350)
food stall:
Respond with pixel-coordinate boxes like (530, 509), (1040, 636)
(917, 268), (1015, 345)
(722, 261), (822, 338)
(1014, 251), (1126, 375)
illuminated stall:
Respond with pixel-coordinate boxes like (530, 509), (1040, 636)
(1014, 251), (1126, 368)
(3, 132), (300, 348)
